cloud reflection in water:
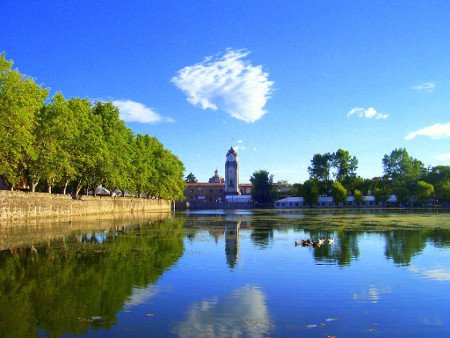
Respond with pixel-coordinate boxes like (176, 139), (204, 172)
(173, 285), (273, 338)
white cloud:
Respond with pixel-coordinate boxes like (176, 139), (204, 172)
(347, 107), (389, 120)
(412, 82), (435, 92)
(234, 139), (247, 152)
(172, 49), (274, 123)
(405, 122), (450, 140)
(112, 100), (175, 124)
(436, 153), (450, 161)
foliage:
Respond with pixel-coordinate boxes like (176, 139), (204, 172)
(414, 181), (434, 202)
(382, 148), (424, 182)
(185, 172), (198, 183)
(303, 179), (319, 206)
(308, 149), (358, 193)
(440, 181), (450, 201)
(331, 181), (347, 204)
(0, 54), (185, 200)
(308, 152), (332, 190)
(332, 148), (358, 183)
(353, 189), (363, 205)
(0, 53), (48, 187)
(250, 170), (274, 204)
(0, 219), (184, 336)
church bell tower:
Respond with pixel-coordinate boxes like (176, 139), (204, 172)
(225, 147), (240, 195)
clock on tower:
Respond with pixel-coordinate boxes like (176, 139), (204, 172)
(225, 147), (240, 195)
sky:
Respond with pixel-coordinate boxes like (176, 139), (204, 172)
(1, 1), (449, 183)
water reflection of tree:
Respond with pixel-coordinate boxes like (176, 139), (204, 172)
(305, 230), (361, 266)
(0, 219), (184, 337)
(384, 230), (427, 265)
(250, 221), (274, 248)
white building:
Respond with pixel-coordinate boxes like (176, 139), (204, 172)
(275, 197), (304, 208)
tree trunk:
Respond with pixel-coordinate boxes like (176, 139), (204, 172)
(75, 180), (83, 196)
(31, 181), (38, 193)
(62, 180), (68, 195)
(47, 183), (52, 194)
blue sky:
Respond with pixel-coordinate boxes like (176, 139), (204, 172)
(2, 1), (449, 183)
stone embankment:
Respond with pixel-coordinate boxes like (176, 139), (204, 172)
(0, 190), (173, 221)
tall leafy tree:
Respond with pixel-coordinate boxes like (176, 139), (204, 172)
(68, 98), (105, 196)
(303, 179), (319, 206)
(92, 101), (136, 193)
(250, 170), (274, 205)
(382, 148), (424, 182)
(0, 53), (48, 188)
(308, 152), (332, 193)
(27, 93), (76, 193)
(332, 148), (358, 183)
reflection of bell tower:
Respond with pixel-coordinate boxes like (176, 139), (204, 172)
(225, 221), (241, 269)
(225, 147), (239, 195)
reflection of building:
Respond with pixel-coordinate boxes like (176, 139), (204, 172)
(183, 148), (253, 208)
(225, 221), (240, 268)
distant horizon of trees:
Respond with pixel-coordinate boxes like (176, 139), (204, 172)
(0, 53), (185, 200)
(250, 148), (450, 206)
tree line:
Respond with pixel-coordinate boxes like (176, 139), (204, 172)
(0, 53), (185, 200)
(250, 148), (450, 206)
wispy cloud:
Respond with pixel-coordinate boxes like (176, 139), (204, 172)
(347, 107), (389, 120)
(234, 139), (247, 152)
(405, 122), (450, 140)
(436, 153), (450, 161)
(409, 266), (450, 282)
(412, 82), (435, 92)
(172, 49), (274, 123)
(112, 100), (175, 124)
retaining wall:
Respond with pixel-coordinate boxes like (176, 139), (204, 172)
(0, 190), (173, 221)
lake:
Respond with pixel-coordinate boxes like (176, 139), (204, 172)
(0, 210), (449, 337)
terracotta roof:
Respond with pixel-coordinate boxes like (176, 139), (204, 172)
(186, 183), (224, 187)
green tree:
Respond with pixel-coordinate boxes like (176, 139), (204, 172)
(250, 170), (274, 205)
(353, 189), (363, 205)
(68, 98), (105, 196)
(414, 181), (434, 203)
(440, 181), (450, 202)
(374, 187), (390, 204)
(308, 152), (332, 192)
(303, 179), (319, 206)
(185, 172), (198, 183)
(331, 181), (347, 204)
(332, 149), (358, 183)
(92, 101), (136, 194)
(0, 53), (48, 188)
(423, 166), (450, 200)
(382, 148), (424, 182)
(27, 93), (77, 193)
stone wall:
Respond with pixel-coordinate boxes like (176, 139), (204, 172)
(0, 190), (173, 221)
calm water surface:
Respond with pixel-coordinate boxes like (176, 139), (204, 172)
(0, 210), (449, 337)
